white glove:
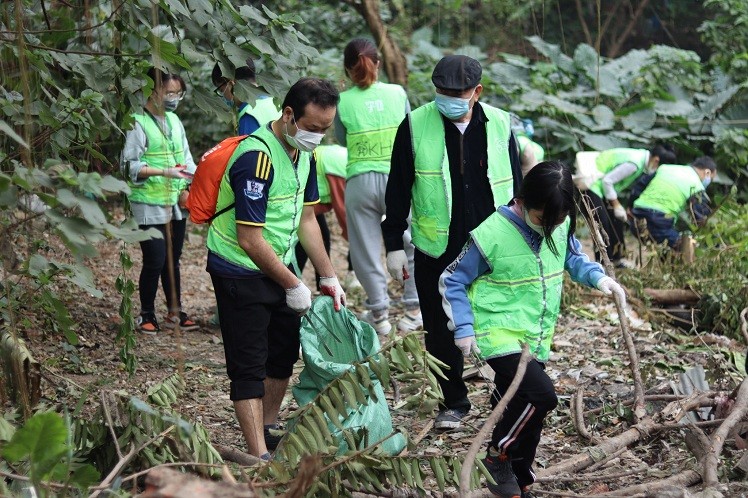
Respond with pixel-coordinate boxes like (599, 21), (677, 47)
(455, 336), (480, 358)
(319, 276), (346, 312)
(612, 204), (627, 222)
(386, 250), (409, 285)
(596, 276), (627, 307)
(285, 281), (312, 315)
(162, 166), (190, 179)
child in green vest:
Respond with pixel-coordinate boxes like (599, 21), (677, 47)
(440, 161), (626, 498)
(631, 156), (716, 250)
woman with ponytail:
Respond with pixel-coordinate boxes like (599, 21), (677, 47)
(335, 38), (421, 334)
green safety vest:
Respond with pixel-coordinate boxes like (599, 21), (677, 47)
(207, 124), (312, 271)
(409, 102), (514, 258)
(314, 145), (347, 204)
(589, 148), (649, 198)
(517, 135), (545, 162)
(337, 82), (408, 179)
(237, 96), (282, 134)
(633, 164), (705, 218)
(469, 213), (569, 362)
(128, 112), (187, 206)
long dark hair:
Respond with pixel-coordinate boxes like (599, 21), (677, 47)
(343, 38), (379, 89)
(516, 161), (577, 257)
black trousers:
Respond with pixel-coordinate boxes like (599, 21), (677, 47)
(487, 354), (558, 488)
(138, 219), (186, 314)
(210, 274), (301, 400)
(583, 191), (626, 262)
(414, 250), (470, 411)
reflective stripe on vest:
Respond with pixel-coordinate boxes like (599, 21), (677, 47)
(469, 213), (569, 362)
(128, 112), (186, 206)
(207, 124), (311, 271)
(314, 145), (348, 204)
(589, 148), (649, 198)
(338, 82), (408, 179)
(409, 102), (513, 258)
(633, 164), (705, 218)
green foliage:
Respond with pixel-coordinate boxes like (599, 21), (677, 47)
(1, 411), (99, 496)
(700, 0), (748, 81)
(618, 193), (748, 339)
(240, 331), (490, 495)
(0, 0), (316, 357)
(115, 249), (137, 375)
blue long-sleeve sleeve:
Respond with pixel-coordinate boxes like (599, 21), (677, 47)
(565, 236), (606, 288)
(439, 240), (490, 339)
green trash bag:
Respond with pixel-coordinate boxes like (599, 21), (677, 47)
(292, 296), (406, 455)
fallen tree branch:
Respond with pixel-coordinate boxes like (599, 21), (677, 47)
(460, 344), (531, 497)
(139, 466), (255, 498)
(643, 288), (700, 305)
(703, 377), (748, 486)
(214, 443), (262, 466)
(88, 444), (137, 498)
(536, 465), (648, 483)
(602, 469), (701, 496)
(537, 417), (657, 477)
(584, 393), (716, 416)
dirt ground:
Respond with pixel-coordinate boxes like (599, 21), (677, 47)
(18, 211), (748, 496)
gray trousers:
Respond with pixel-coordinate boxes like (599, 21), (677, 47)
(345, 172), (419, 312)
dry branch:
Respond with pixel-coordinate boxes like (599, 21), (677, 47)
(603, 469), (701, 496)
(572, 384), (595, 441)
(579, 194), (645, 419)
(214, 444), (262, 466)
(538, 417), (657, 477)
(460, 344), (531, 497)
(139, 467), (255, 498)
(703, 377), (748, 486)
(643, 288), (700, 305)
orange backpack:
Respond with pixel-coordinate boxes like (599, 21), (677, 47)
(187, 134), (270, 224)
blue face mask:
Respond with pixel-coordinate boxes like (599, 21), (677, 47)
(702, 176), (712, 188)
(222, 96), (234, 108)
(435, 89), (475, 121)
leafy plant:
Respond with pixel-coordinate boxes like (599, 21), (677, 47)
(1, 411), (100, 497)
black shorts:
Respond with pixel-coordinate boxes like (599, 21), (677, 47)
(210, 274), (301, 400)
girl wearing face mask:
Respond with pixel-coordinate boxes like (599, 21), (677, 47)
(120, 67), (198, 334)
(439, 161), (625, 498)
(334, 38), (422, 335)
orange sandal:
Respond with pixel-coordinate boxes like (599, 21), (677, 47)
(137, 313), (160, 335)
(164, 311), (199, 331)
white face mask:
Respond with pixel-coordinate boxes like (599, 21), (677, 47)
(523, 207), (545, 236)
(284, 116), (324, 152)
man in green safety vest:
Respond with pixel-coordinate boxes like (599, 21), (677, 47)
(212, 58), (281, 135)
(206, 78), (346, 460)
(631, 156), (717, 250)
(382, 55), (523, 431)
(580, 144), (677, 266)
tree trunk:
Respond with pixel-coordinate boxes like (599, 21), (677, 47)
(344, 0), (408, 87)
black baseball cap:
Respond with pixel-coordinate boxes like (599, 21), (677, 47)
(431, 55), (482, 92)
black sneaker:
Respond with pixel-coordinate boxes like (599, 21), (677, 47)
(264, 424), (283, 451)
(434, 407), (469, 429)
(482, 454), (521, 498)
(136, 313), (160, 335)
(521, 487), (536, 498)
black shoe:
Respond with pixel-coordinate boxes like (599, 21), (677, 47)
(434, 407), (469, 430)
(521, 487), (536, 498)
(483, 454), (521, 498)
(264, 424), (283, 450)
